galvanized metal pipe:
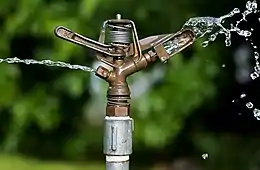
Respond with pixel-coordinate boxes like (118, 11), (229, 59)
(103, 116), (133, 170)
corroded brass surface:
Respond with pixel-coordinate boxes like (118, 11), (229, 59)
(55, 15), (196, 117)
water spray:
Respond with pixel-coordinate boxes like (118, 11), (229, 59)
(0, 0), (258, 168)
(54, 14), (195, 170)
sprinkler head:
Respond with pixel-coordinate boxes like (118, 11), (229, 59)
(54, 15), (196, 71)
(54, 15), (196, 116)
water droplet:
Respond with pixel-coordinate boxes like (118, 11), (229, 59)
(246, 102), (254, 109)
(225, 39), (231, 46)
(202, 41), (209, 47)
(243, 30), (252, 37)
(209, 34), (217, 41)
(253, 108), (260, 119)
(254, 66), (260, 72)
(202, 153), (209, 159)
(252, 1), (258, 10)
(246, 1), (252, 10)
(250, 72), (259, 80)
(233, 8), (240, 13)
(240, 93), (246, 98)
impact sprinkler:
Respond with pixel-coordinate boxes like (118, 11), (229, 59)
(54, 14), (195, 170)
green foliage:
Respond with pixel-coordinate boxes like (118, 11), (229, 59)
(132, 41), (220, 147)
(192, 132), (259, 170)
(0, 154), (104, 170)
(0, 0), (222, 163)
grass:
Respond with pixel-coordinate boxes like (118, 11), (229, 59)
(0, 154), (104, 170)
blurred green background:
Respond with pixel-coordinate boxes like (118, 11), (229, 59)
(0, 0), (260, 169)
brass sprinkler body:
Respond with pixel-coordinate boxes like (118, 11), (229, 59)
(54, 14), (195, 170)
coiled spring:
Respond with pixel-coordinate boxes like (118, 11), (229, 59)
(108, 24), (132, 44)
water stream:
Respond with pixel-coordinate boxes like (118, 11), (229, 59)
(183, 0), (260, 120)
(0, 57), (96, 72)
(183, 0), (259, 69)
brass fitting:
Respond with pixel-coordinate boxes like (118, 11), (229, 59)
(54, 15), (196, 117)
(106, 105), (129, 116)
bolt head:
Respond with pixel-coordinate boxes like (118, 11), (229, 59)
(106, 105), (129, 116)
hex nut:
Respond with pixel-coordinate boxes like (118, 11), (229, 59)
(106, 105), (129, 116)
